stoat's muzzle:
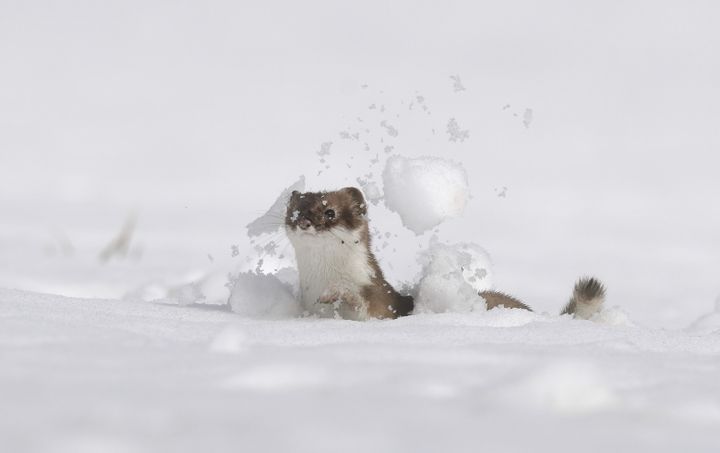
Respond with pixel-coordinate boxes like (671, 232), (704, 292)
(296, 216), (314, 231)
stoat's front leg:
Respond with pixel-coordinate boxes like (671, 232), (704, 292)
(317, 285), (367, 314)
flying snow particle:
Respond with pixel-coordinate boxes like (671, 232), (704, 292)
(317, 142), (332, 157)
(227, 272), (301, 319)
(380, 120), (399, 137)
(357, 177), (383, 205)
(523, 108), (534, 129)
(450, 74), (466, 92)
(446, 118), (469, 143)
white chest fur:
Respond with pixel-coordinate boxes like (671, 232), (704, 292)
(287, 227), (375, 320)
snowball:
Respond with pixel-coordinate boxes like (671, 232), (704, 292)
(246, 176), (305, 237)
(382, 155), (469, 234)
(414, 240), (493, 314)
(228, 271), (301, 319)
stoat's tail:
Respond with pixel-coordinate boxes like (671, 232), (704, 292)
(560, 277), (606, 320)
(479, 290), (533, 311)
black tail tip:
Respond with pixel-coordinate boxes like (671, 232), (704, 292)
(574, 277), (606, 301)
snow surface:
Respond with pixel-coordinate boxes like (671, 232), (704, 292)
(2, 1), (720, 451)
(3, 288), (720, 453)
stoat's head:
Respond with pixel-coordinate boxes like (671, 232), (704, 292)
(285, 187), (367, 235)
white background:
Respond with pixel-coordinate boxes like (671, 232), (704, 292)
(2, 2), (720, 452)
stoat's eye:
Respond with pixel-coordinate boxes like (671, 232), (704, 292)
(324, 209), (336, 220)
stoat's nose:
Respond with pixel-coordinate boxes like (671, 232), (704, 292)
(297, 216), (313, 230)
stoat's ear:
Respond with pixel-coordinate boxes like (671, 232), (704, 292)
(340, 187), (367, 216)
(287, 191), (302, 211)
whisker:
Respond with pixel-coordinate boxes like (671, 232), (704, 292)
(250, 231), (290, 249)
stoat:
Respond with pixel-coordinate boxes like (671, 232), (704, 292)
(285, 187), (413, 320)
(285, 186), (606, 321)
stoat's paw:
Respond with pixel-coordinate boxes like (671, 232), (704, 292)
(318, 285), (364, 309)
(317, 286), (344, 304)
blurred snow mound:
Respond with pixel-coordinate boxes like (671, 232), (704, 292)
(221, 363), (328, 392)
(382, 155), (469, 234)
(414, 240), (493, 314)
(228, 271), (301, 319)
(497, 361), (617, 414)
(126, 270), (229, 306)
(209, 325), (249, 354)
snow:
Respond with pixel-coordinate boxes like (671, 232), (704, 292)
(590, 306), (635, 327)
(227, 271), (301, 319)
(2, 1), (720, 451)
(414, 240), (493, 313)
(446, 118), (470, 142)
(3, 288), (720, 453)
(246, 176), (306, 237)
(382, 155), (470, 234)
(686, 297), (720, 335)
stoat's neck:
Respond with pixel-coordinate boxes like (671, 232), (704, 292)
(287, 226), (376, 318)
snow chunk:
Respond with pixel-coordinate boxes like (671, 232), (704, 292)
(228, 271), (301, 319)
(382, 155), (470, 234)
(246, 176), (305, 237)
(414, 240), (493, 314)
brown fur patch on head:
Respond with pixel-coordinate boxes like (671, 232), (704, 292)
(286, 187), (367, 233)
